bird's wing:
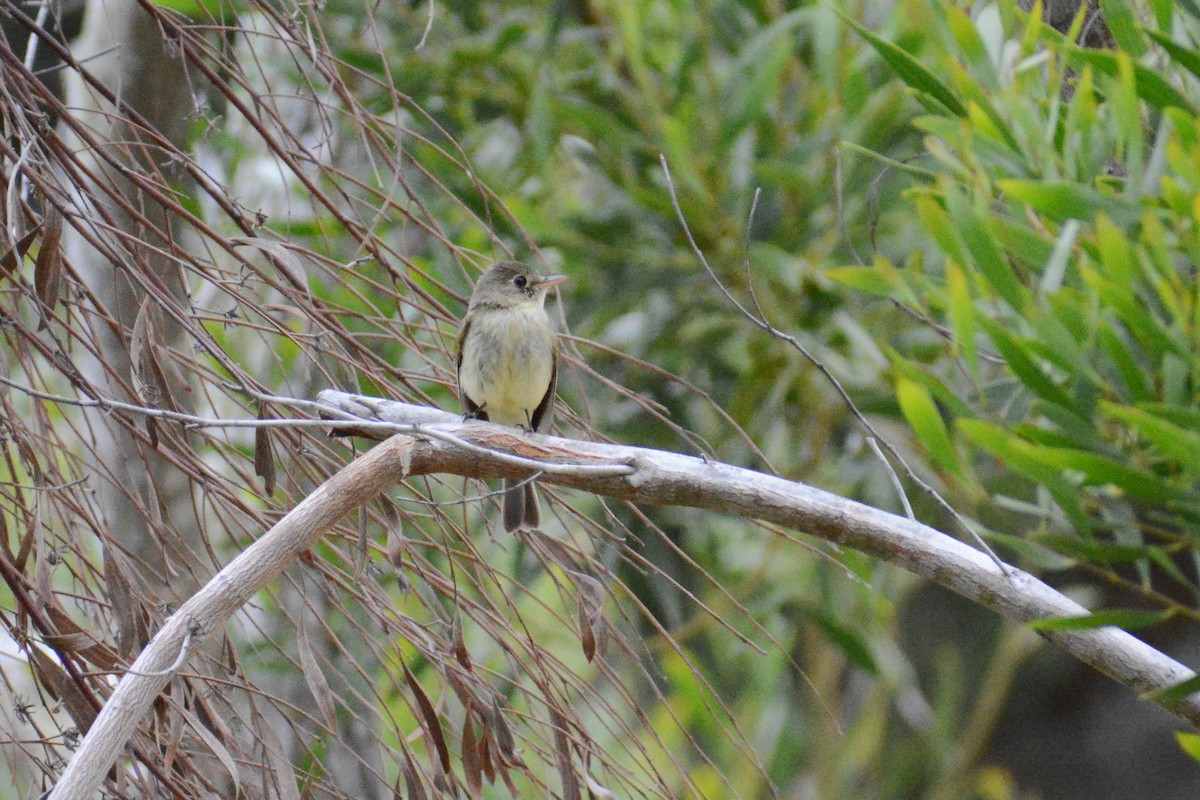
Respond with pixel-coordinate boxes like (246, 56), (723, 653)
(455, 317), (484, 418)
(530, 336), (558, 432)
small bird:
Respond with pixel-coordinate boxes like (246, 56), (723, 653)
(456, 262), (567, 531)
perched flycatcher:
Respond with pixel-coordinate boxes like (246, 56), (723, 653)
(456, 262), (567, 531)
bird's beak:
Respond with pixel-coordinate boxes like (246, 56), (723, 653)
(537, 274), (569, 289)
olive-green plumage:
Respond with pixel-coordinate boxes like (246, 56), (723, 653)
(456, 262), (566, 531)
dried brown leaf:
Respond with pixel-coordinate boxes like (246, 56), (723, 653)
(383, 501), (409, 592)
(130, 297), (178, 449)
(443, 663), (476, 716)
(397, 749), (428, 800)
(462, 713), (482, 800)
(130, 297), (176, 409)
(491, 696), (521, 768)
(478, 723), (496, 785)
(451, 614), (471, 671)
(254, 402), (276, 495)
(178, 703), (243, 796)
(41, 604), (121, 671)
(105, 551), (150, 657)
(585, 771), (619, 799)
(263, 724), (303, 800)
(231, 236), (309, 292)
(33, 206), (63, 327)
(579, 593), (596, 663)
(29, 648), (97, 732)
(550, 704), (580, 800)
(403, 660), (451, 773)
(0, 224), (40, 277)
(297, 621), (337, 730)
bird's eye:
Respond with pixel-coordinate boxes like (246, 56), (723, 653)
(513, 275), (528, 289)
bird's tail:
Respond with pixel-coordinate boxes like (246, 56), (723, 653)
(502, 478), (540, 532)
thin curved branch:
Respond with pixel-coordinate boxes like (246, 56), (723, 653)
(49, 391), (1200, 799)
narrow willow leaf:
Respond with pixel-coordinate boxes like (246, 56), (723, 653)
(33, 206), (64, 328)
(1027, 608), (1173, 631)
(896, 375), (960, 475)
(915, 193), (970, 270)
(1027, 446), (1185, 504)
(843, 15), (966, 116)
(1098, 0), (1147, 56)
(1148, 674), (1200, 707)
(1039, 219), (1079, 294)
(1068, 46), (1194, 112)
(30, 648), (97, 732)
(811, 610), (878, 675)
(999, 179), (1142, 226)
(0, 225), (40, 276)
(177, 703), (242, 795)
(946, 261), (978, 379)
(403, 661), (451, 773)
(255, 402), (276, 494)
(1038, 535), (1147, 563)
(1175, 732), (1200, 762)
(298, 622), (337, 730)
(979, 318), (1077, 411)
(462, 714), (483, 800)
(1146, 29), (1200, 82)
(945, 187), (1029, 310)
(1103, 402), (1200, 476)
(958, 420), (1090, 530)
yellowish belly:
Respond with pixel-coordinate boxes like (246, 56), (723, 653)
(460, 306), (556, 428)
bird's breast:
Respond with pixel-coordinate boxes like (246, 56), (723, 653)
(459, 305), (556, 428)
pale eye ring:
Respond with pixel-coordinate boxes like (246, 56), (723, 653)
(513, 275), (528, 289)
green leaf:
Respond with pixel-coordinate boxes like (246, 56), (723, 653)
(811, 611), (878, 675)
(1177, 732), (1200, 763)
(896, 376), (960, 475)
(1148, 675), (1200, 708)
(1098, 0), (1148, 56)
(998, 179), (1142, 226)
(944, 186), (1029, 310)
(1094, 213), (1135, 290)
(946, 7), (997, 88)
(825, 259), (914, 303)
(946, 262), (978, 379)
(1023, 447), (1185, 505)
(981, 529), (1076, 571)
(916, 193), (970, 270)
(1068, 46), (1195, 113)
(1104, 402), (1200, 477)
(979, 318), (1077, 411)
(842, 15), (966, 116)
(994, 217), (1056, 271)
(957, 421), (1090, 530)
(1027, 608), (1173, 632)
(1037, 535), (1146, 564)
(889, 356), (975, 418)
(1099, 323), (1152, 400)
(1146, 30), (1200, 82)
(719, 11), (806, 147)
(1085, 271), (1182, 362)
